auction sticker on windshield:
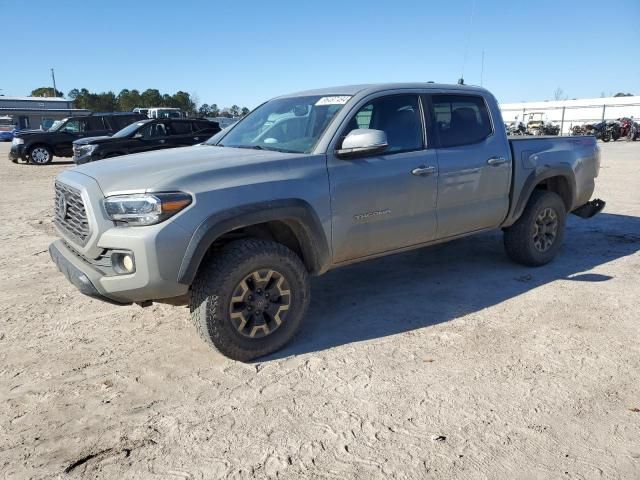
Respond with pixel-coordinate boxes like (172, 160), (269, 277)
(315, 96), (351, 106)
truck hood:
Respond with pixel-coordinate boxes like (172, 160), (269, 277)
(71, 145), (301, 195)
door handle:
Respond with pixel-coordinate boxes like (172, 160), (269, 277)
(411, 165), (437, 176)
(487, 156), (507, 166)
(194, 137), (200, 141)
(159, 139), (166, 144)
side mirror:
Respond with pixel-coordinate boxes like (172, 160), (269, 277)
(336, 129), (388, 159)
(133, 132), (144, 139)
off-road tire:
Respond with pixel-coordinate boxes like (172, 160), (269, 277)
(504, 190), (567, 266)
(189, 238), (310, 361)
(27, 145), (53, 165)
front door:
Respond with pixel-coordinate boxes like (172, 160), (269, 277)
(427, 94), (512, 238)
(328, 94), (439, 264)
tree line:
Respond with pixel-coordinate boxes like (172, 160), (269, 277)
(30, 87), (250, 118)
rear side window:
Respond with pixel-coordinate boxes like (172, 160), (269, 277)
(87, 117), (105, 130)
(109, 115), (138, 130)
(430, 95), (492, 148)
(193, 121), (218, 134)
(169, 121), (192, 135)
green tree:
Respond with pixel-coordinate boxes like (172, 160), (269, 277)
(31, 87), (63, 97)
(198, 104), (211, 117)
(140, 89), (162, 107)
(614, 92), (633, 97)
(117, 89), (142, 111)
(229, 105), (240, 117)
(241, 107), (250, 116)
(210, 104), (219, 117)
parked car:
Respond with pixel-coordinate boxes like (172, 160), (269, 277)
(49, 83), (604, 361)
(8, 112), (146, 164)
(0, 116), (16, 141)
(72, 118), (220, 164)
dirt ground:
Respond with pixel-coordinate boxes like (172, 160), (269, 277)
(0, 141), (639, 480)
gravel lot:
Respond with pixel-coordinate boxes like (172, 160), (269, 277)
(0, 141), (639, 480)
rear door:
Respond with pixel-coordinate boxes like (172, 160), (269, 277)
(327, 93), (439, 263)
(166, 120), (194, 147)
(86, 116), (111, 137)
(426, 93), (511, 238)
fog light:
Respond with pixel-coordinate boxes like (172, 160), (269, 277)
(122, 255), (134, 272)
(112, 252), (135, 274)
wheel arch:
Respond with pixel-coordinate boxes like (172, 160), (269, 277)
(177, 199), (331, 285)
(509, 167), (576, 225)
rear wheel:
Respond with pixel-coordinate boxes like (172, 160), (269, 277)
(189, 238), (310, 361)
(504, 190), (567, 266)
(28, 145), (53, 165)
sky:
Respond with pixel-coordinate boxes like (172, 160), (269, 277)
(2, 0), (639, 109)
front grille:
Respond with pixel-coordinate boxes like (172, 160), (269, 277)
(54, 182), (90, 245)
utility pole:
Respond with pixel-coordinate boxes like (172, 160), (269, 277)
(51, 68), (58, 97)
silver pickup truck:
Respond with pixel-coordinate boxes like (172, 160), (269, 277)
(49, 83), (605, 360)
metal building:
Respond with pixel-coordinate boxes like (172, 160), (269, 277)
(0, 96), (90, 130)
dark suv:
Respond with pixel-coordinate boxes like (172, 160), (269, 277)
(72, 118), (220, 164)
(9, 112), (146, 165)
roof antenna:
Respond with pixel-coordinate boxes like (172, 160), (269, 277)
(459, 0), (477, 85)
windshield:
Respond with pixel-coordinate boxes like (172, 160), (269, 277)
(208, 95), (351, 153)
(112, 121), (148, 138)
(48, 119), (67, 131)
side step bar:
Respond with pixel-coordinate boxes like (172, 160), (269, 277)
(572, 198), (606, 219)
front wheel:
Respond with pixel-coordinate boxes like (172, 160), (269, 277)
(28, 145), (53, 165)
(504, 190), (567, 266)
(190, 238), (310, 361)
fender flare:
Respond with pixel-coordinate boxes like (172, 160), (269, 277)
(177, 199), (331, 285)
(509, 165), (576, 225)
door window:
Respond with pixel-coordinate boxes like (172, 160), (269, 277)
(60, 119), (88, 133)
(430, 95), (493, 147)
(168, 121), (192, 135)
(139, 122), (167, 139)
(342, 95), (423, 153)
(87, 117), (105, 130)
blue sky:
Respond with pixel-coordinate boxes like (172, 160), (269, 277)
(3, 0), (639, 108)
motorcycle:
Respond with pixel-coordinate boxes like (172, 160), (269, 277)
(570, 125), (587, 136)
(585, 122), (614, 142)
(619, 117), (639, 141)
(507, 121), (527, 136)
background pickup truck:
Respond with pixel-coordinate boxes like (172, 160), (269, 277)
(9, 112), (145, 164)
(49, 83), (604, 361)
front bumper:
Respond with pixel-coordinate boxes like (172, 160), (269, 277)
(9, 144), (26, 161)
(49, 240), (131, 305)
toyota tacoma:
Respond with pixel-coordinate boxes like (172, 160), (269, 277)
(49, 83), (605, 360)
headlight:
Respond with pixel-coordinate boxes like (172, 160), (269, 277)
(104, 192), (192, 226)
(12, 137), (24, 145)
(75, 144), (97, 155)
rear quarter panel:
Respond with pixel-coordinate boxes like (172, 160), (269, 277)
(504, 136), (599, 226)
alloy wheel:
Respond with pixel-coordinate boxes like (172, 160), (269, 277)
(532, 207), (558, 252)
(30, 148), (50, 164)
(229, 269), (291, 338)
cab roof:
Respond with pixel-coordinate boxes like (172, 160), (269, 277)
(277, 82), (490, 99)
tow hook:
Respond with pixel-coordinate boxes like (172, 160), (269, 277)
(572, 199), (606, 219)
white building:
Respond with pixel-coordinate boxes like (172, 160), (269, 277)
(499, 96), (640, 135)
